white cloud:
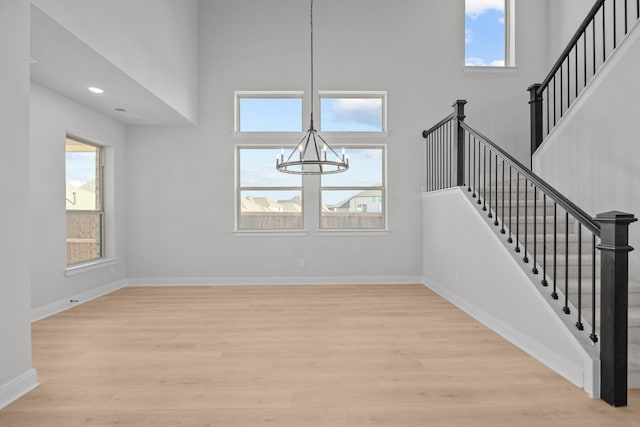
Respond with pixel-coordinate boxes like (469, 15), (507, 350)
(489, 59), (505, 66)
(465, 29), (472, 44)
(465, 57), (487, 66)
(465, 0), (505, 18)
(328, 98), (382, 130)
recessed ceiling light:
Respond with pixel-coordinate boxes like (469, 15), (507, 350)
(88, 86), (104, 94)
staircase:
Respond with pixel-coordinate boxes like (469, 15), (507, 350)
(490, 182), (640, 388)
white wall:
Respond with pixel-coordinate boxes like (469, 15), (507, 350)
(124, 0), (550, 283)
(31, 0), (199, 124)
(534, 21), (640, 279)
(423, 189), (599, 396)
(0, 0), (38, 408)
(29, 83), (128, 311)
(548, 0), (594, 64)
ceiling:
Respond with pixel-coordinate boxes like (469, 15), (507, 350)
(30, 5), (194, 126)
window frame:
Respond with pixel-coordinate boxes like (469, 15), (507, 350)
(319, 145), (387, 232)
(235, 145), (305, 233)
(318, 91), (388, 134)
(65, 135), (105, 267)
(234, 91), (304, 134)
(464, 0), (516, 68)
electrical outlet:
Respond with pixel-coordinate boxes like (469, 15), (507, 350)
(298, 258), (305, 268)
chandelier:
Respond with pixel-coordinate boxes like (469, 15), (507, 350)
(276, 0), (349, 175)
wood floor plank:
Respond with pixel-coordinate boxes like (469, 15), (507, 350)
(1, 284), (639, 426)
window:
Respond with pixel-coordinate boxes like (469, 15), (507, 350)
(235, 92), (303, 132)
(65, 136), (104, 265)
(319, 91), (386, 132)
(237, 147), (303, 230)
(320, 146), (385, 230)
(465, 0), (514, 67)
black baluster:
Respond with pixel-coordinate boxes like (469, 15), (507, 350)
(574, 43), (578, 101)
(553, 76), (557, 126)
(583, 32), (586, 91)
(485, 149), (493, 218)
(508, 167), (513, 243)
(614, 0), (617, 48)
(542, 194), (548, 286)
(592, 18), (596, 75)
(563, 212), (570, 314)
(467, 132), (471, 192)
(477, 139), (482, 205)
(603, 5), (606, 63)
(501, 160), (505, 233)
(532, 187), (538, 273)
(448, 121), (452, 187)
(560, 61), (564, 118)
(566, 55), (570, 110)
(576, 224), (584, 330)
(590, 234), (598, 342)
(494, 154), (499, 226)
(472, 135), (477, 198)
(515, 172), (520, 253)
(546, 87), (550, 136)
(523, 180), (529, 263)
(482, 144), (487, 211)
(625, 0), (628, 35)
(552, 203), (559, 300)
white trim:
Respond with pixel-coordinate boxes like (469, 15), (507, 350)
(232, 131), (305, 140)
(317, 230), (389, 237)
(31, 279), (127, 322)
(0, 369), (38, 410)
(65, 257), (117, 277)
(233, 230), (307, 237)
(234, 91), (304, 133)
(422, 187), (600, 397)
(316, 131), (390, 139)
(423, 276), (587, 391)
(126, 276), (424, 287)
(463, 66), (518, 73)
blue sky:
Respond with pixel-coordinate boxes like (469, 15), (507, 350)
(66, 152), (97, 188)
(240, 148), (382, 206)
(465, 0), (505, 66)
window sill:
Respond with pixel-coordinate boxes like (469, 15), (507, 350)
(317, 131), (389, 139)
(317, 229), (389, 237)
(65, 258), (117, 277)
(233, 230), (307, 237)
(232, 131), (304, 140)
(464, 66), (518, 74)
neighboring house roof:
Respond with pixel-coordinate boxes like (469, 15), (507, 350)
(330, 190), (380, 210)
(66, 184), (97, 210)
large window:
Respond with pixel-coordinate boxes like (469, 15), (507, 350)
(465, 0), (514, 67)
(65, 136), (104, 265)
(319, 91), (386, 132)
(320, 147), (385, 230)
(235, 92), (303, 132)
(237, 147), (303, 230)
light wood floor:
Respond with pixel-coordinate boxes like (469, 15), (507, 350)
(1, 285), (639, 426)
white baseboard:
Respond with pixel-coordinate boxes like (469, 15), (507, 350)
(423, 276), (590, 394)
(31, 279), (127, 323)
(126, 276), (424, 286)
(0, 369), (38, 410)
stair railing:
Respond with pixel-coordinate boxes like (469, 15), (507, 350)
(423, 100), (636, 407)
(529, 0), (640, 156)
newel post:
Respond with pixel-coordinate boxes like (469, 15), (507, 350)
(528, 84), (543, 164)
(454, 100), (467, 187)
(596, 211), (637, 407)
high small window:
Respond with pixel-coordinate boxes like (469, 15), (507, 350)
(319, 92), (386, 132)
(320, 146), (385, 230)
(237, 147), (303, 230)
(235, 92), (303, 132)
(465, 0), (514, 67)
(65, 136), (104, 265)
